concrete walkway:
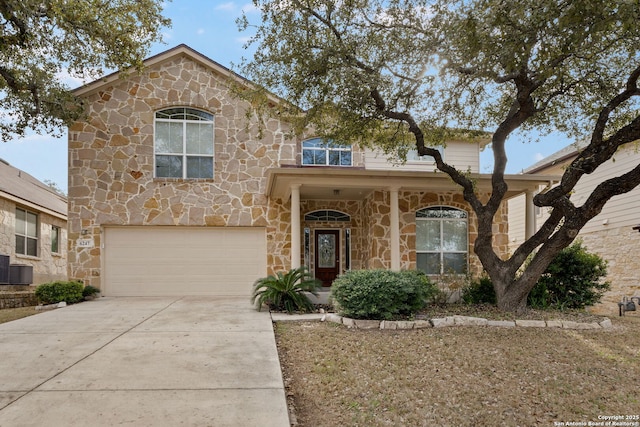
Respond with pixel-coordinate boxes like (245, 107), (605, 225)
(0, 297), (289, 426)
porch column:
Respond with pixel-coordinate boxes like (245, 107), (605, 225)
(290, 184), (301, 269)
(389, 186), (400, 271)
(525, 190), (536, 240)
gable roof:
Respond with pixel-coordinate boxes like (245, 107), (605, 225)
(0, 159), (67, 219)
(523, 140), (589, 174)
(72, 44), (284, 106)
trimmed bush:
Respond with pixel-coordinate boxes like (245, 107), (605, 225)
(528, 241), (611, 309)
(251, 266), (321, 313)
(82, 285), (100, 298)
(35, 281), (84, 304)
(462, 275), (496, 305)
(330, 269), (438, 320)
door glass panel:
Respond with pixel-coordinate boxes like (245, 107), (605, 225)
(318, 234), (336, 268)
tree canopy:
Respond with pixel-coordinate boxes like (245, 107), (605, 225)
(241, 0), (640, 311)
(0, 0), (170, 141)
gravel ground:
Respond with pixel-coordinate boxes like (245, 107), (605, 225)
(275, 313), (640, 427)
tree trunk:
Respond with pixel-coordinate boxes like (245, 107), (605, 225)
(495, 281), (530, 313)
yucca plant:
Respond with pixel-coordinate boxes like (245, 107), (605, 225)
(251, 266), (321, 313)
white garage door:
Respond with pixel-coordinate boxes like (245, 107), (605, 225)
(103, 227), (267, 297)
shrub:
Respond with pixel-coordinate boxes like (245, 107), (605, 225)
(35, 281), (84, 304)
(462, 275), (496, 305)
(330, 269), (438, 320)
(528, 241), (611, 309)
(251, 266), (321, 313)
(82, 285), (100, 298)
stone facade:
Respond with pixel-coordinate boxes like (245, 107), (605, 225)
(0, 197), (67, 285)
(68, 45), (511, 292)
(579, 227), (640, 314)
(68, 53), (302, 287)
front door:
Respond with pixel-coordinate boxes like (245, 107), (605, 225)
(315, 230), (340, 287)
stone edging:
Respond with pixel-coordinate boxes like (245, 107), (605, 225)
(319, 313), (613, 330)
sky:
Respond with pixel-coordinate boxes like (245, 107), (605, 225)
(0, 0), (573, 193)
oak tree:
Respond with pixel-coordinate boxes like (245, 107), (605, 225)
(240, 0), (640, 312)
(0, 0), (170, 141)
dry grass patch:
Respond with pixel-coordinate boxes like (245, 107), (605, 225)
(276, 316), (640, 427)
(0, 307), (39, 324)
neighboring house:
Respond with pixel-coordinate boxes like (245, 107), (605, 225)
(0, 158), (67, 285)
(508, 140), (640, 311)
(67, 44), (553, 297)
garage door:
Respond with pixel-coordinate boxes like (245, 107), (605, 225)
(103, 227), (267, 297)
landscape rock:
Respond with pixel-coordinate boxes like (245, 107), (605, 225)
(599, 318), (613, 329)
(487, 320), (516, 328)
(413, 320), (433, 329)
(342, 317), (356, 328)
(380, 320), (396, 330)
(395, 321), (415, 330)
(515, 319), (547, 328)
(545, 320), (563, 328)
(324, 313), (343, 324)
(354, 319), (381, 330)
(430, 317), (455, 328)
(562, 321), (601, 330)
(453, 316), (488, 326)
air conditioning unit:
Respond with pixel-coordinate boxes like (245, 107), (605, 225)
(0, 254), (9, 284)
(9, 264), (33, 285)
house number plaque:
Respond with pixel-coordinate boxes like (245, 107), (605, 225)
(77, 239), (94, 248)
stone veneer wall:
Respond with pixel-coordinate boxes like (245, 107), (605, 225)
(0, 198), (67, 285)
(68, 55), (297, 288)
(578, 227), (640, 315)
(361, 190), (509, 276)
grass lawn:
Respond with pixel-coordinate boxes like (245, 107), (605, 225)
(275, 315), (640, 427)
(0, 307), (40, 324)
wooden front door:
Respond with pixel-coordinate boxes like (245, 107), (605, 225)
(315, 230), (340, 287)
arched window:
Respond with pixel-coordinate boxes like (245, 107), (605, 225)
(416, 206), (468, 274)
(154, 107), (214, 178)
(304, 210), (351, 222)
(302, 138), (352, 166)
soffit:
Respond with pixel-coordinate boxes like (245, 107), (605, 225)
(266, 167), (560, 201)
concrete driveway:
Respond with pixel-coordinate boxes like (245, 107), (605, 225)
(0, 297), (290, 426)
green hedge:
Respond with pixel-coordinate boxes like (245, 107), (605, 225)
(35, 281), (84, 304)
(461, 241), (611, 309)
(331, 269), (438, 320)
(529, 241), (611, 309)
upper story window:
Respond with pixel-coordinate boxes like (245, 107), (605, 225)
(407, 146), (444, 162)
(302, 138), (352, 166)
(15, 207), (38, 257)
(154, 107), (214, 179)
(415, 206), (468, 275)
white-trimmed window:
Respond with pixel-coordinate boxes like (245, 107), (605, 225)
(16, 208), (38, 257)
(302, 138), (352, 166)
(416, 206), (468, 274)
(154, 107), (214, 178)
(51, 226), (60, 254)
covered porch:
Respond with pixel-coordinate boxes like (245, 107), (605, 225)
(266, 167), (558, 288)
